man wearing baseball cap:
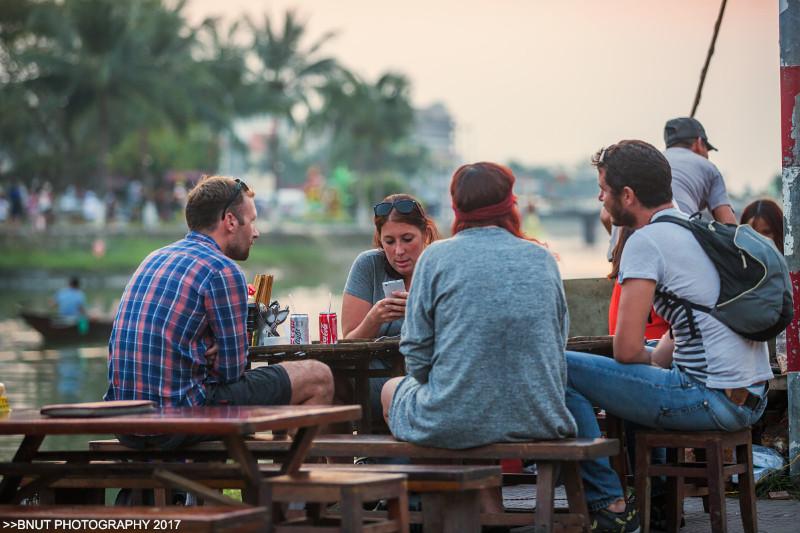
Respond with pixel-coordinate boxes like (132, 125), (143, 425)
(663, 116), (736, 224)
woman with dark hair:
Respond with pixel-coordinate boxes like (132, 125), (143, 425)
(381, 163), (577, 450)
(341, 193), (440, 424)
(740, 198), (784, 251)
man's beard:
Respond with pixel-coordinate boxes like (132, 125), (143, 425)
(226, 240), (251, 261)
(608, 203), (636, 228)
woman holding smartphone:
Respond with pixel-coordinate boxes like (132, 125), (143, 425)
(340, 194), (440, 427)
(342, 193), (440, 339)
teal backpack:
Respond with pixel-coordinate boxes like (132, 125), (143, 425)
(653, 216), (793, 342)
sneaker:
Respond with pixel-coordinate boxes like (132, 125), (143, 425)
(590, 500), (640, 532)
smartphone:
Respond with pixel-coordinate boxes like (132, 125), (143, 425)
(382, 279), (405, 299)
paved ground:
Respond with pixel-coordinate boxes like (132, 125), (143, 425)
(681, 496), (799, 533)
(501, 485), (800, 532)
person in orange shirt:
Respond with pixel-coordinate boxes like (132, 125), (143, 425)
(607, 226), (669, 340)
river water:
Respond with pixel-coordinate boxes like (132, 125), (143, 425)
(0, 218), (608, 460)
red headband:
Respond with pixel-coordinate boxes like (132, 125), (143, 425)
(452, 192), (517, 222)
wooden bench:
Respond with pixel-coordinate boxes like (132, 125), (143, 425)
(24, 461), (500, 533)
(266, 470), (409, 532)
(0, 505), (268, 533)
(87, 435), (617, 531)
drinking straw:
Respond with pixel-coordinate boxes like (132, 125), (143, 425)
(328, 292), (333, 314)
(287, 293), (296, 314)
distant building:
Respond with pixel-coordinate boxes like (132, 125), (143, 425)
(411, 102), (458, 219)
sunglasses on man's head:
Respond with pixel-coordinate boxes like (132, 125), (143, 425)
(220, 178), (249, 220)
(373, 199), (420, 217)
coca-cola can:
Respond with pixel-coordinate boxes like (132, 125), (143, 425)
(319, 312), (338, 344)
(289, 314), (309, 345)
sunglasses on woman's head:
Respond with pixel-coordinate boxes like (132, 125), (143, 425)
(220, 178), (249, 220)
(373, 199), (420, 217)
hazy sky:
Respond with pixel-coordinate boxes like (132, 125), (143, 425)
(188, 0), (781, 194)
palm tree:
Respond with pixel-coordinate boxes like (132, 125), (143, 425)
(246, 10), (342, 190)
(18, 0), (198, 191)
(311, 71), (418, 214)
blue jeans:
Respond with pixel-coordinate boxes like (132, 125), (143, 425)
(565, 351), (767, 511)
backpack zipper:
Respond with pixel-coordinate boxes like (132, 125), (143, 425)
(717, 226), (768, 308)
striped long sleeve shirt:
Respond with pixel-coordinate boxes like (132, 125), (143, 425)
(105, 231), (249, 406)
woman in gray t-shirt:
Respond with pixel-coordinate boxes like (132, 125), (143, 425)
(341, 194), (440, 420)
(342, 194), (440, 339)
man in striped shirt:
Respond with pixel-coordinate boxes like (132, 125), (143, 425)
(564, 141), (770, 533)
(105, 176), (333, 449)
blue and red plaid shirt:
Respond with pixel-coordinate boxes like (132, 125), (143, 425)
(105, 231), (249, 406)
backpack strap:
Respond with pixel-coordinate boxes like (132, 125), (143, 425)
(650, 215), (713, 339)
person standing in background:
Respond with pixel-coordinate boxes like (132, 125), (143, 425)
(662, 117), (736, 223)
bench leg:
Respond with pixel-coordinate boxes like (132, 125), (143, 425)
(665, 476), (684, 533)
(340, 487), (364, 533)
(665, 447), (683, 533)
(562, 461), (590, 533)
(705, 441), (727, 533)
(422, 491), (480, 533)
(386, 486), (410, 533)
(635, 433), (652, 533)
(534, 461), (556, 533)
(736, 440), (757, 533)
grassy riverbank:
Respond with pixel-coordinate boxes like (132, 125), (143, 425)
(0, 235), (326, 272)
(0, 227), (371, 294)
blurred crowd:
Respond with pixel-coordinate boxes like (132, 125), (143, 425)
(0, 180), (191, 230)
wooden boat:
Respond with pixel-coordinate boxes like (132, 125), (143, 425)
(19, 311), (113, 345)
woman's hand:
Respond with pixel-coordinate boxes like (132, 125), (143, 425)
(367, 291), (408, 325)
(342, 291), (408, 339)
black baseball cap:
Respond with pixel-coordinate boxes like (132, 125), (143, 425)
(664, 117), (717, 151)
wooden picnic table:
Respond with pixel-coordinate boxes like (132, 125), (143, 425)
(0, 404), (360, 509)
(249, 336), (614, 434)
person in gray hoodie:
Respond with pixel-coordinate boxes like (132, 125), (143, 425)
(381, 162), (577, 449)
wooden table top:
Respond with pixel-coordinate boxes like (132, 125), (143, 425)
(0, 404), (361, 436)
(249, 338), (399, 362)
(249, 335), (614, 362)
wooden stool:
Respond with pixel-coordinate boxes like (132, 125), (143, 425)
(264, 470), (409, 533)
(635, 428), (756, 533)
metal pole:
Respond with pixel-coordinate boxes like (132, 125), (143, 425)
(779, 0), (800, 481)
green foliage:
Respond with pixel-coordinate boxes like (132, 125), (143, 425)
(110, 124), (220, 180)
(754, 471), (800, 500)
(0, 1), (423, 206)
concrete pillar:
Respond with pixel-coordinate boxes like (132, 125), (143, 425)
(779, 0), (800, 480)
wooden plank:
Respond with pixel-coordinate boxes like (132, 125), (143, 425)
(0, 405), (361, 436)
(152, 469), (247, 507)
(88, 434), (618, 460)
(0, 505), (268, 530)
(299, 435), (619, 460)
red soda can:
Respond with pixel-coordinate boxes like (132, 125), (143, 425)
(319, 312), (338, 344)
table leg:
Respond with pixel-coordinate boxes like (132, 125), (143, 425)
(0, 435), (45, 503)
(354, 361), (372, 434)
(224, 434), (267, 505)
(279, 426), (319, 475)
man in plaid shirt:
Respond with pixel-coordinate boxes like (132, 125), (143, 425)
(105, 175), (333, 449)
